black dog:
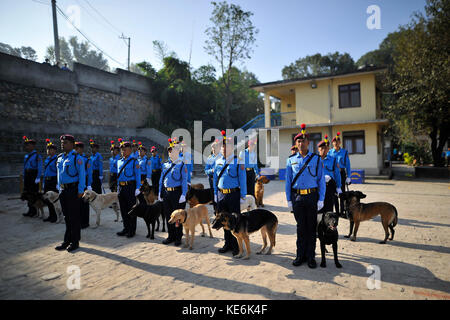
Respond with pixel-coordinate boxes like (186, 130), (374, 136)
(317, 212), (342, 268)
(128, 200), (165, 239)
(21, 191), (47, 217)
(186, 186), (213, 205)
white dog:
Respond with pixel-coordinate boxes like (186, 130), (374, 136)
(82, 190), (120, 228)
(42, 191), (64, 223)
(240, 194), (257, 212)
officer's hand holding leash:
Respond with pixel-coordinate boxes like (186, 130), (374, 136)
(35, 178), (40, 184)
(345, 177), (352, 185)
(336, 187), (342, 195)
(325, 175), (331, 183)
(135, 189), (140, 197)
(87, 186), (92, 191)
(158, 193), (162, 202)
(317, 200), (324, 211)
(179, 195), (186, 203)
(146, 178), (151, 185)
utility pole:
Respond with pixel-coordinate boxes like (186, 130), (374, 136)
(51, 0), (60, 64)
(119, 34), (130, 70)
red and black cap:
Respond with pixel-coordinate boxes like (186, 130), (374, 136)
(60, 134), (75, 143)
(89, 139), (99, 148)
(110, 140), (120, 150)
(151, 146), (156, 152)
(119, 138), (131, 149)
(138, 141), (146, 151)
(22, 136), (36, 145)
(294, 124), (309, 141)
(167, 137), (179, 150)
(317, 134), (330, 148)
(75, 141), (84, 148)
(332, 132), (341, 142)
(45, 138), (57, 150)
(131, 140), (138, 147)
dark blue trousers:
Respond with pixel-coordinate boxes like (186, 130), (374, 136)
(292, 191), (318, 260)
(163, 188), (186, 241)
(118, 182), (137, 234)
(60, 184), (81, 244)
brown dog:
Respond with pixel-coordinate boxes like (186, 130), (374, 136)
(255, 176), (270, 207)
(139, 180), (157, 205)
(190, 183), (204, 190)
(341, 191), (398, 244)
(168, 204), (213, 249)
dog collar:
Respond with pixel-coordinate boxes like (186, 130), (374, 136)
(52, 195), (60, 204)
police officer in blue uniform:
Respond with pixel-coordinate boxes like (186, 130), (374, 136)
(137, 142), (152, 185)
(22, 136), (43, 217)
(131, 140), (139, 159)
(213, 131), (247, 256)
(159, 138), (187, 246)
(89, 139), (103, 194)
(238, 138), (260, 197)
(55, 134), (86, 252)
(205, 139), (220, 210)
(328, 132), (351, 215)
(317, 135), (342, 215)
(42, 139), (58, 222)
(109, 140), (120, 192)
(116, 140), (141, 238)
(75, 141), (92, 229)
(149, 146), (162, 194)
(180, 142), (194, 186)
(286, 124), (325, 268)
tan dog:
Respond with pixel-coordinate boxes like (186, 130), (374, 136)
(255, 176), (270, 207)
(168, 204), (213, 250)
(341, 191), (398, 244)
(82, 190), (120, 228)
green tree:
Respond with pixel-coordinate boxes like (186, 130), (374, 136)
(386, 0), (449, 166)
(45, 36), (109, 70)
(0, 42), (37, 61)
(282, 52), (356, 79)
(204, 1), (258, 128)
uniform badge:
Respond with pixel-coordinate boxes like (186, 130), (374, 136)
(185, 167), (187, 173)
(77, 159), (82, 165)
(87, 163), (91, 168)
(240, 165), (244, 170)
(136, 164), (140, 169)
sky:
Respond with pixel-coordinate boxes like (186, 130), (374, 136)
(0, 0), (427, 83)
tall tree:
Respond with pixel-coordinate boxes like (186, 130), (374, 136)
(282, 52), (356, 79)
(386, 0), (449, 166)
(45, 36), (109, 70)
(204, 1), (258, 128)
(0, 42), (37, 61)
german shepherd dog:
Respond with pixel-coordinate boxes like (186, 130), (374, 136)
(128, 200), (165, 239)
(317, 212), (342, 268)
(341, 191), (398, 244)
(212, 209), (278, 259)
(139, 180), (157, 205)
(21, 191), (46, 219)
(186, 186), (213, 208)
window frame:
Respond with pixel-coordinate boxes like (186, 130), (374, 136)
(339, 83), (361, 108)
(343, 130), (365, 155)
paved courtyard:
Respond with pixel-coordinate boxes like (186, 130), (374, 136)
(0, 177), (449, 300)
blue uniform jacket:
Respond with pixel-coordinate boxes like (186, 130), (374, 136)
(328, 148), (351, 175)
(321, 155), (341, 189)
(238, 149), (260, 176)
(44, 155), (58, 178)
(213, 155), (247, 198)
(181, 152), (194, 184)
(138, 155), (151, 176)
(109, 154), (120, 174)
(159, 158), (188, 197)
(117, 156), (141, 190)
(57, 150), (86, 194)
(285, 152), (325, 202)
(23, 150), (43, 178)
(149, 154), (162, 171)
(90, 152), (103, 176)
(205, 154), (218, 177)
(83, 154), (93, 188)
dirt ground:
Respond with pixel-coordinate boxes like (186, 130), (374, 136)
(0, 177), (449, 300)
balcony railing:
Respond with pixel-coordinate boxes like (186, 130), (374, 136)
(240, 112), (296, 131)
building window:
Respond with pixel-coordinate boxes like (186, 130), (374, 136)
(339, 83), (361, 108)
(291, 133), (322, 154)
(343, 131), (365, 154)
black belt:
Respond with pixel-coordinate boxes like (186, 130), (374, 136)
(25, 169), (37, 173)
(45, 176), (57, 180)
(219, 187), (240, 194)
(119, 180), (136, 186)
(152, 169), (161, 172)
(60, 182), (78, 190)
(292, 187), (317, 195)
(165, 186), (181, 192)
